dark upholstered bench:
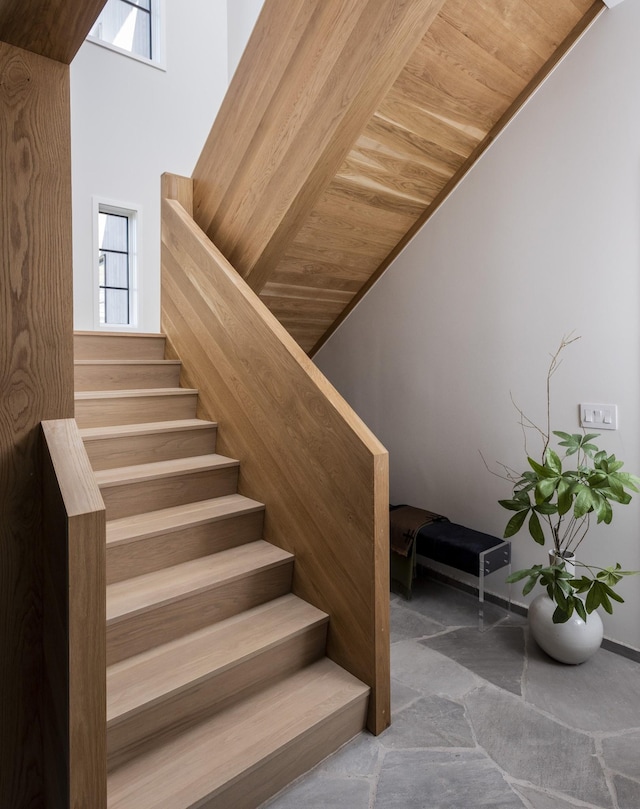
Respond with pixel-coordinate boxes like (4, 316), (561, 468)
(390, 506), (511, 625)
(413, 520), (511, 609)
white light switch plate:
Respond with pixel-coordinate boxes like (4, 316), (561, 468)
(579, 403), (618, 430)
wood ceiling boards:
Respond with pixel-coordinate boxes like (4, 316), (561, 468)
(193, 0), (604, 354)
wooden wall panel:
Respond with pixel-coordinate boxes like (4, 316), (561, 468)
(0, 0), (108, 63)
(161, 178), (390, 734)
(192, 0), (447, 292)
(42, 420), (106, 809)
(0, 42), (74, 808)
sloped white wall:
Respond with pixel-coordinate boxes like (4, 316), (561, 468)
(227, 0), (264, 81)
(315, 4), (640, 650)
(71, 0), (228, 332)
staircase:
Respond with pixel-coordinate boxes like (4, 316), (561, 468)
(74, 330), (370, 809)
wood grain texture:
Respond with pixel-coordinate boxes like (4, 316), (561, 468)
(0, 0), (107, 63)
(0, 42), (74, 809)
(192, 0), (447, 292)
(190, 0), (605, 354)
(161, 183), (390, 734)
(42, 419), (106, 809)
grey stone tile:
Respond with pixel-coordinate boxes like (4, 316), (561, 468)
(512, 783), (607, 808)
(391, 639), (479, 699)
(391, 676), (422, 715)
(390, 599), (445, 642)
(315, 732), (380, 777)
(465, 686), (613, 808)
(374, 749), (526, 808)
(614, 773), (640, 809)
(525, 642), (640, 732)
(403, 578), (484, 627)
(380, 695), (474, 749)
(421, 625), (526, 695)
(602, 731), (640, 780)
(262, 773), (371, 809)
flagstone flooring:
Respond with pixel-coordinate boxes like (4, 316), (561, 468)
(262, 576), (640, 809)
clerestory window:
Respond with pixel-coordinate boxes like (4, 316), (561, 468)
(88, 0), (163, 67)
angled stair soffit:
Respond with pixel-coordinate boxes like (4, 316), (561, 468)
(192, 0), (606, 355)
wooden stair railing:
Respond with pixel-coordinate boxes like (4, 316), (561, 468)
(161, 172), (390, 734)
(41, 418), (107, 809)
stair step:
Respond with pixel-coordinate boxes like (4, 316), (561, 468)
(96, 454), (239, 521)
(106, 657), (369, 809)
(106, 541), (294, 664)
(75, 388), (199, 428)
(75, 359), (182, 391)
(106, 494), (265, 583)
(107, 594), (328, 768)
(74, 331), (166, 360)
(81, 419), (218, 471)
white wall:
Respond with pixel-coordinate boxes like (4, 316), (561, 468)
(227, 0), (264, 82)
(71, 0), (229, 333)
(315, 3), (640, 650)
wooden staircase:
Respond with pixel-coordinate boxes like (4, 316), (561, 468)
(74, 330), (370, 809)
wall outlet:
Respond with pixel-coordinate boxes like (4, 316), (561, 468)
(579, 403), (618, 431)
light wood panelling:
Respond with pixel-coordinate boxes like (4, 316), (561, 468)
(106, 542), (294, 664)
(0, 0), (107, 63)
(161, 186), (390, 734)
(74, 360), (182, 391)
(75, 388), (199, 427)
(96, 454), (240, 520)
(193, 0), (448, 291)
(42, 419), (106, 809)
(190, 0), (604, 354)
(107, 657), (369, 809)
(107, 594), (327, 767)
(0, 42), (74, 809)
(81, 418), (218, 470)
(106, 494), (264, 583)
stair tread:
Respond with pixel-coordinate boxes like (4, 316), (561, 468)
(107, 494), (264, 545)
(75, 359), (181, 366)
(80, 419), (216, 441)
(75, 388), (197, 399)
(106, 658), (369, 809)
(74, 330), (165, 338)
(95, 454), (238, 488)
(107, 541), (293, 623)
(107, 593), (327, 724)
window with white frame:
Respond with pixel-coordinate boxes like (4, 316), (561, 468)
(88, 0), (163, 66)
(97, 204), (138, 327)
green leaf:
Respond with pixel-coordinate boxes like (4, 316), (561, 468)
(528, 457), (547, 477)
(536, 477), (559, 501)
(504, 509), (528, 538)
(499, 498), (528, 512)
(575, 598), (587, 622)
(528, 511), (545, 545)
(546, 448), (562, 475)
(552, 604), (571, 623)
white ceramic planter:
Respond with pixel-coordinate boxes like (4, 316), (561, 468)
(528, 593), (603, 665)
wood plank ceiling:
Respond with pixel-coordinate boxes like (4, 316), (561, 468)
(192, 0), (604, 355)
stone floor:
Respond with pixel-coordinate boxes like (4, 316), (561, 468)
(261, 576), (640, 809)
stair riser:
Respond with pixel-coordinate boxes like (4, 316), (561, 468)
(74, 334), (165, 360)
(75, 363), (181, 391)
(197, 696), (369, 809)
(75, 393), (198, 428)
(101, 466), (239, 521)
(107, 510), (264, 584)
(107, 561), (294, 664)
(85, 425), (217, 471)
(107, 623), (327, 770)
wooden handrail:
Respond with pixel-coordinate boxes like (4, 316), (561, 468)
(161, 173), (390, 734)
(41, 419), (106, 809)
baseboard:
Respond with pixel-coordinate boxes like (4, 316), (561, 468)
(418, 565), (640, 664)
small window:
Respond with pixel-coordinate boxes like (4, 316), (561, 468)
(96, 203), (139, 328)
(88, 0), (163, 67)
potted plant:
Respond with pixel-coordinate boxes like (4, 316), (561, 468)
(490, 334), (639, 662)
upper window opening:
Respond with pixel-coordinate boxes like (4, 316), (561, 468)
(98, 207), (136, 327)
(88, 0), (163, 67)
